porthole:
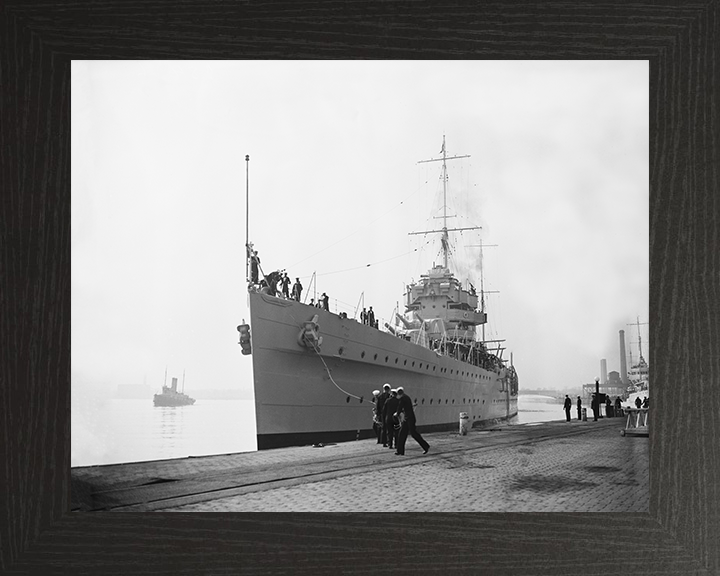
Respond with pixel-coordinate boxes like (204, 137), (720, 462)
(385, 356), (388, 363)
(422, 398), (425, 404)
(346, 396), (350, 403)
(463, 398), (466, 403)
(419, 363), (423, 369)
(404, 359), (407, 366)
(452, 399), (455, 404)
(338, 347), (344, 355)
(361, 351), (365, 359)
(412, 362), (415, 367)
(430, 398), (433, 404)
(374, 353), (378, 360)
(433, 366), (436, 371)
(395, 358), (398, 364)
(445, 399), (448, 404)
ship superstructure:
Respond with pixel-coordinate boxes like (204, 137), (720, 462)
(238, 139), (518, 449)
(626, 317), (649, 393)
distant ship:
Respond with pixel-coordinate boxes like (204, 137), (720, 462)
(625, 317), (649, 406)
(153, 369), (195, 407)
(626, 317), (649, 390)
(238, 138), (519, 449)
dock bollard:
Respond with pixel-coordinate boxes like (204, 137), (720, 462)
(459, 412), (470, 435)
(582, 408), (587, 422)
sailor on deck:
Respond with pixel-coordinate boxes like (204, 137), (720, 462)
(281, 272), (291, 298)
(367, 306), (375, 328)
(292, 278), (303, 301)
(250, 250), (260, 284)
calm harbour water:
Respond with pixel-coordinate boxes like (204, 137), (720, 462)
(71, 397), (257, 468)
(71, 393), (561, 467)
(515, 394), (566, 424)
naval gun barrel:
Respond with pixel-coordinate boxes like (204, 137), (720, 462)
(396, 313), (414, 329)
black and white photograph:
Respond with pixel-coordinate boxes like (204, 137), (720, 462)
(71, 60), (649, 513)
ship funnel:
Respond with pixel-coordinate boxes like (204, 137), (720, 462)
(619, 330), (629, 385)
(600, 359), (608, 385)
(171, 377), (178, 392)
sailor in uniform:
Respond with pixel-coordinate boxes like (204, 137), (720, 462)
(394, 387), (430, 455)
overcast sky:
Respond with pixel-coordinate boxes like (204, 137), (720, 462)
(71, 60), (648, 397)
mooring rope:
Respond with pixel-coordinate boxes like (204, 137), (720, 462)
(310, 340), (364, 402)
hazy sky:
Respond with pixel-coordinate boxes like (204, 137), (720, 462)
(72, 60), (648, 396)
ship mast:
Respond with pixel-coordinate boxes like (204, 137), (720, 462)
(413, 135), (477, 269)
(245, 154), (250, 283)
(628, 316), (648, 362)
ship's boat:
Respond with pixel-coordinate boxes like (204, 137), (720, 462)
(153, 372), (195, 407)
(238, 138), (519, 449)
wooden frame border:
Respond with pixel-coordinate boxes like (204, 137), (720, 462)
(1, 2), (717, 574)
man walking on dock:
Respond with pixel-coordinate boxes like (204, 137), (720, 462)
(394, 387), (430, 455)
(576, 396), (582, 421)
(563, 395), (572, 422)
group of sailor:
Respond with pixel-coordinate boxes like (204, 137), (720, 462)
(248, 247), (304, 301)
(360, 307), (378, 329)
(308, 293), (330, 311)
(425, 338), (503, 372)
(248, 247), (386, 326)
(370, 384), (430, 456)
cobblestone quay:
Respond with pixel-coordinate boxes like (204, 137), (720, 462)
(71, 417), (647, 513)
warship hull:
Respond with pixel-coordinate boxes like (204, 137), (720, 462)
(248, 291), (518, 449)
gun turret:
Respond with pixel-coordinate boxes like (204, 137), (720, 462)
(396, 313), (414, 329)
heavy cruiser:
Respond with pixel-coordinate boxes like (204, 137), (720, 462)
(238, 139), (519, 449)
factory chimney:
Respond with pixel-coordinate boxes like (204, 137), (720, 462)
(600, 359), (608, 385)
(619, 330), (629, 385)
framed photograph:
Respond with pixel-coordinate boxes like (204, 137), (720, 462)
(2, 3), (717, 574)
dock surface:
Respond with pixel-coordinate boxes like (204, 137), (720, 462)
(71, 417), (648, 512)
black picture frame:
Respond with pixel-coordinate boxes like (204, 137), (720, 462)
(2, 2), (718, 574)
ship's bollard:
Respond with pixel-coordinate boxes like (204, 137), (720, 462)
(459, 412), (470, 435)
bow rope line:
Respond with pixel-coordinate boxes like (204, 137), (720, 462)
(310, 341), (364, 401)
(285, 308), (363, 401)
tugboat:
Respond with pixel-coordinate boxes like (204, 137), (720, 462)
(153, 368), (195, 407)
(238, 137), (519, 449)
